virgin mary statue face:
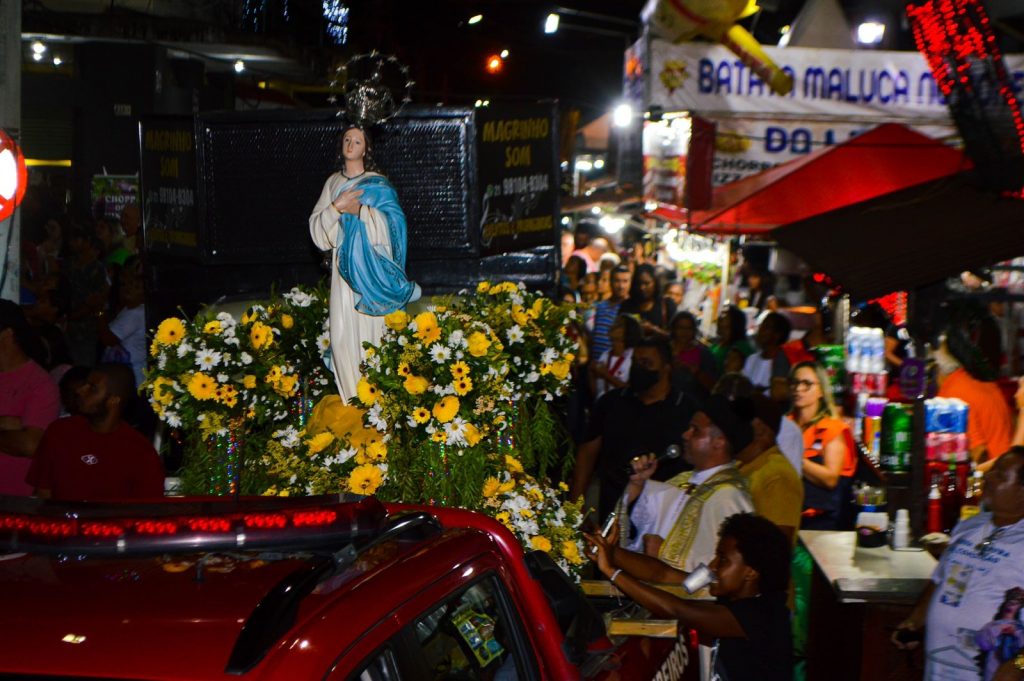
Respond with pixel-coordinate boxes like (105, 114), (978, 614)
(342, 128), (366, 162)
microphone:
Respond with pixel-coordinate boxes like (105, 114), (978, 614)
(624, 444), (682, 477)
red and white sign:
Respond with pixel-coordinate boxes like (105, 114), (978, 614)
(0, 129), (27, 223)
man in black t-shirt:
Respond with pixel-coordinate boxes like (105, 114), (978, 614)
(570, 337), (697, 518)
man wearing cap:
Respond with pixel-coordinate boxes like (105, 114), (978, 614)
(610, 395), (754, 583)
(0, 300), (60, 496)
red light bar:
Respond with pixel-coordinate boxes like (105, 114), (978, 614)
(186, 517), (233, 533)
(81, 522), (125, 538)
(0, 515), (28, 531)
(243, 513), (288, 530)
(134, 520), (179, 535)
(292, 510), (337, 527)
(28, 519), (76, 537)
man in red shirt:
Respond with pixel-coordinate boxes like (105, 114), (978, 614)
(0, 300), (60, 495)
(28, 364), (164, 501)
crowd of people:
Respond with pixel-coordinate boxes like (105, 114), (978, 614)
(559, 222), (1024, 681)
(0, 202), (162, 502)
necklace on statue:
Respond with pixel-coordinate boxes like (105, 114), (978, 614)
(341, 169), (366, 181)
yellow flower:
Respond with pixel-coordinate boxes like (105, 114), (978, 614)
(356, 378), (379, 406)
(549, 359), (571, 381)
(498, 479), (515, 494)
(404, 374), (429, 395)
(348, 464), (383, 495)
(412, 407), (431, 424)
(482, 477), (501, 498)
(558, 481), (569, 492)
(530, 298), (545, 319)
(477, 281), (491, 293)
(187, 372), (217, 400)
(495, 511), (512, 527)
(307, 396), (367, 442)
(265, 365), (282, 383)
(452, 376), (473, 396)
(203, 320), (222, 335)
(526, 487), (544, 504)
(243, 374), (257, 389)
(250, 321), (274, 350)
(432, 395), (460, 423)
(398, 362), (412, 377)
(467, 332), (491, 357)
(280, 314), (294, 329)
(413, 311), (439, 345)
(278, 489), (290, 497)
(530, 536), (552, 552)
(155, 318), (186, 345)
(306, 431), (335, 455)
(149, 340), (160, 357)
(431, 431), (446, 442)
(152, 377), (176, 406)
(240, 309), (254, 325)
(366, 440), (387, 462)
(562, 540), (583, 565)
(511, 304), (529, 326)
(384, 310), (410, 331)
(505, 455), (523, 474)
(450, 361), (470, 379)
(278, 374), (298, 395)
(519, 508), (535, 519)
(464, 423), (482, 447)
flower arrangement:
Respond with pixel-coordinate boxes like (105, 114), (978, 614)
(483, 455), (587, 579)
(355, 281), (578, 509)
(144, 285), (334, 494)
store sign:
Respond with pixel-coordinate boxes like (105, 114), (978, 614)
(91, 174), (138, 223)
(476, 102), (559, 256)
(139, 118), (199, 256)
(649, 40), (1024, 121)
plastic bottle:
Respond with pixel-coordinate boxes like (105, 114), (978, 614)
(941, 454), (963, 534)
(927, 480), (943, 534)
(892, 509), (911, 549)
(959, 466), (985, 523)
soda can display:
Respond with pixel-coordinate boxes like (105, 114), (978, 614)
(951, 400), (968, 433)
(864, 416), (883, 455)
(881, 403), (913, 472)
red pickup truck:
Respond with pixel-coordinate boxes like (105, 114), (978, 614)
(0, 495), (697, 680)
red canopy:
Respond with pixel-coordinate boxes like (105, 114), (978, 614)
(655, 123), (972, 235)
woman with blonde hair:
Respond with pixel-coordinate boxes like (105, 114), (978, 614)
(787, 361), (857, 530)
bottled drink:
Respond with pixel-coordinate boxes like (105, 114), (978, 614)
(959, 466), (985, 523)
(941, 455), (963, 534)
(881, 403), (912, 472)
(927, 480), (943, 534)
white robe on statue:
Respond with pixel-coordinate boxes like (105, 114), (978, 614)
(309, 171), (392, 402)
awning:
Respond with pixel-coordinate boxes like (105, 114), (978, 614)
(772, 172), (1024, 299)
(687, 123), (971, 235)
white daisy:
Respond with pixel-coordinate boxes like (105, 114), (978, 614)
(317, 332), (331, 352)
(164, 411), (182, 428)
(240, 352), (253, 365)
(283, 288), (313, 307)
(429, 345), (452, 363)
(541, 348), (558, 364)
(176, 341), (193, 358)
(157, 353), (168, 370)
(507, 325), (524, 344)
(448, 330), (466, 348)
(195, 349), (222, 371)
(216, 373), (229, 383)
(525, 371), (540, 383)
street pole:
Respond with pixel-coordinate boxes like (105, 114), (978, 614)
(0, 0), (21, 302)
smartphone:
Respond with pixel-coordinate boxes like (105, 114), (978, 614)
(579, 509), (599, 534)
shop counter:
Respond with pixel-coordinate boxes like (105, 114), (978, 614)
(799, 531), (936, 681)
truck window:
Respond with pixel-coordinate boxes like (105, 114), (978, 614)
(411, 576), (531, 681)
(355, 647), (400, 681)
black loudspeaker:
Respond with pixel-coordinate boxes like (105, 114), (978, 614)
(195, 107), (479, 265)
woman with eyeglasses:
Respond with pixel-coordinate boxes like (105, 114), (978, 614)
(787, 361), (857, 530)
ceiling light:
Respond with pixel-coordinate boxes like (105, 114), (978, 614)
(544, 13), (559, 34)
(52, 56), (62, 67)
(32, 52), (43, 62)
(468, 14), (483, 25)
(31, 41), (46, 54)
(594, 158), (605, 169)
(561, 216), (571, 225)
(575, 159), (593, 172)
(500, 49), (509, 59)
(234, 60), (245, 73)
(856, 21), (886, 46)
(613, 104), (633, 128)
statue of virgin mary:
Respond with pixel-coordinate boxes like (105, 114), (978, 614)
(309, 124), (421, 401)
